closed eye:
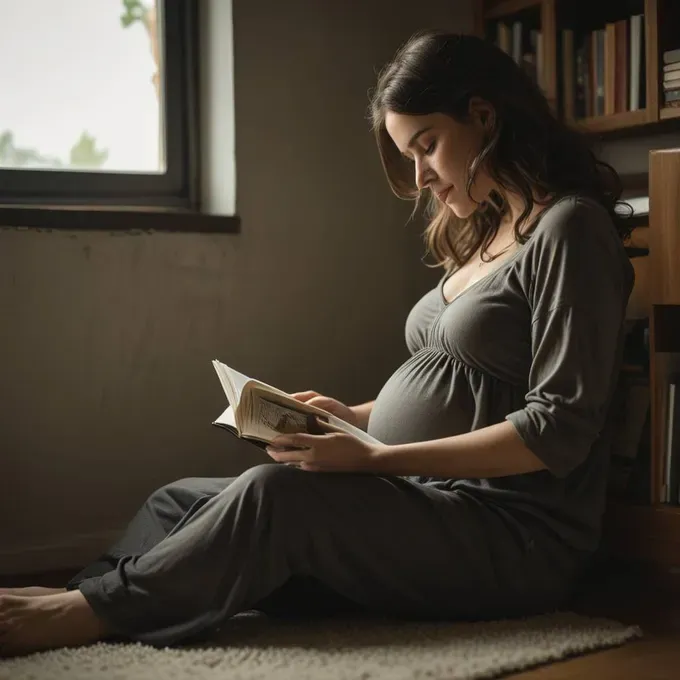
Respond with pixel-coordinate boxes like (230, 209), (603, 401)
(425, 140), (436, 155)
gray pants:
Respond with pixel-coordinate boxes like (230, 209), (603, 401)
(68, 464), (582, 647)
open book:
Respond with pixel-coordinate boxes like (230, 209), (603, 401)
(212, 359), (382, 450)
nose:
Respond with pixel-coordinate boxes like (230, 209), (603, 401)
(415, 157), (434, 191)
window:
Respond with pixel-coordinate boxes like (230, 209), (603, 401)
(0, 0), (199, 209)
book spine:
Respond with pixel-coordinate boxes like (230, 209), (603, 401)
(562, 29), (575, 120)
(604, 23), (616, 116)
(512, 21), (522, 65)
(670, 377), (680, 504)
(615, 19), (628, 114)
(629, 15), (641, 111)
(664, 382), (675, 502)
(663, 48), (680, 65)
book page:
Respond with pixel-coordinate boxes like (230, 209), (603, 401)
(212, 360), (255, 405)
(213, 405), (238, 429)
(247, 389), (383, 446)
(243, 398), (315, 446)
(213, 359), (294, 406)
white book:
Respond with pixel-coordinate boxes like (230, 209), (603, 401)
(211, 359), (381, 450)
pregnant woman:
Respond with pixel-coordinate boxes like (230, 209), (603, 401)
(0, 30), (634, 657)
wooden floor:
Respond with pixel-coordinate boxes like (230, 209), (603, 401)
(511, 561), (680, 679)
(3, 562), (680, 678)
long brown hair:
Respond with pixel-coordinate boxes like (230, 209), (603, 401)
(368, 30), (632, 272)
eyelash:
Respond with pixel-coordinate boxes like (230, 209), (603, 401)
(403, 141), (436, 163)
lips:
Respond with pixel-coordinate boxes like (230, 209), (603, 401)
(436, 186), (452, 202)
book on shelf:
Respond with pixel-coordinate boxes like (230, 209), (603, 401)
(663, 47), (680, 107)
(211, 359), (381, 451)
(495, 20), (543, 90)
(561, 14), (645, 119)
(663, 48), (680, 65)
(662, 373), (680, 504)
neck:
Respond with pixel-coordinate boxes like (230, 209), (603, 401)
(501, 189), (551, 233)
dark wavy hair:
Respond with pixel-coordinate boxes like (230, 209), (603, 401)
(368, 29), (632, 272)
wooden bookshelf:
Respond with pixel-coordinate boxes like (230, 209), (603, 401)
(484, 0), (543, 21)
(604, 149), (680, 567)
(476, 0), (680, 137)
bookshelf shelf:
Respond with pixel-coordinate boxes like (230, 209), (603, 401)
(572, 109), (649, 133)
(654, 504), (680, 516)
(485, 0), (542, 20)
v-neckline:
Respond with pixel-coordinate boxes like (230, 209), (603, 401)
(438, 195), (569, 308)
(438, 245), (524, 307)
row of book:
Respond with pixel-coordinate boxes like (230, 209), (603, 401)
(495, 14), (680, 118)
(663, 48), (680, 109)
(562, 15), (645, 120)
(495, 21), (544, 90)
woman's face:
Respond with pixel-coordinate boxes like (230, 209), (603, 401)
(384, 104), (494, 218)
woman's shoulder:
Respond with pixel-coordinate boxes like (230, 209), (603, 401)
(534, 194), (618, 241)
(519, 193), (634, 293)
(529, 194), (618, 249)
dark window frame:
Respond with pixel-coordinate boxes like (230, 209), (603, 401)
(0, 1), (200, 211)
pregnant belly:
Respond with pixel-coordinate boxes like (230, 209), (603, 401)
(366, 350), (476, 445)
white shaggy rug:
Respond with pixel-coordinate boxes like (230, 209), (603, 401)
(0, 611), (642, 680)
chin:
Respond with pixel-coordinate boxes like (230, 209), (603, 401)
(447, 199), (477, 219)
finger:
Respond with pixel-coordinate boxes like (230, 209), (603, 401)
(289, 391), (320, 402)
(266, 447), (311, 464)
(306, 396), (334, 408)
(271, 432), (324, 448)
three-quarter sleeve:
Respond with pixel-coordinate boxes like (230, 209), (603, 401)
(505, 198), (634, 478)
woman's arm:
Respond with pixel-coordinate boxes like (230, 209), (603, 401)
(349, 400), (375, 431)
(368, 420), (546, 477)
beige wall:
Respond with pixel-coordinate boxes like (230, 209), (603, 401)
(598, 131), (680, 177)
(0, 0), (473, 574)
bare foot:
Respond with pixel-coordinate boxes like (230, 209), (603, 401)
(0, 591), (112, 657)
(0, 587), (66, 597)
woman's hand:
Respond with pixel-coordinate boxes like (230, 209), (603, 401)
(266, 419), (385, 473)
(289, 391), (359, 428)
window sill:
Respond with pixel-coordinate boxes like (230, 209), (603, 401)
(0, 205), (240, 234)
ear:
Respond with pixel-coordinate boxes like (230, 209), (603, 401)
(468, 97), (496, 133)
